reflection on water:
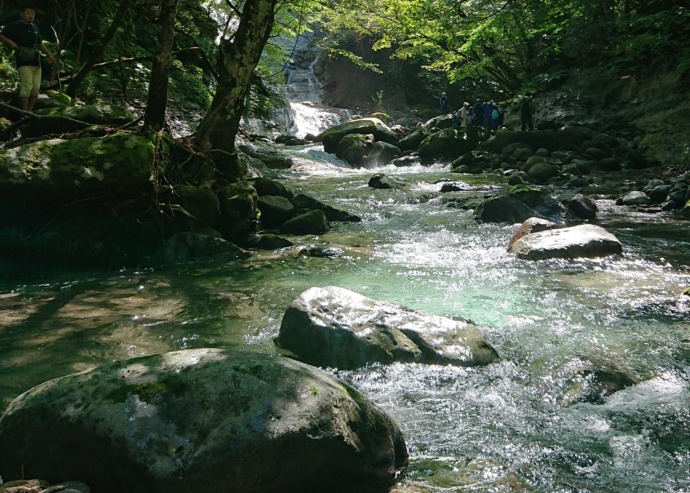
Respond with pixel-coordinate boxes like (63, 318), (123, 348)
(1, 156), (690, 491)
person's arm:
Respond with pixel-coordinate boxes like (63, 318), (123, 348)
(0, 33), (19, 51)
(39, 42), (55, 65)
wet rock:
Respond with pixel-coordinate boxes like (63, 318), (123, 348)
(507, 217), (559, 249)
(275, 286), (498, 370)
(238, 142), (293, 169)
(557, 358), (640, 407)
(565, 193), (598, 220)
(366, 141), (402, 167)
(290, 193), (361, 222)
(526, 162), (560, 184)
(257, 195), (296, 228)
(244, 233), (293, 250)
(0, 349), (408, 493)
(474, 195), (534, 224)
(336, 133), (374, 166)
(299, 246), (345, 258)
(250, 176), (293, 198)
(622, 191), (652, 206)
(275, 134), (306, 146)
(398, 129), (427, 152)
(279, 209), (330, 235)
(508, 224), (622, 260)
(216, 182), (258, 243)
(321, 118), (398, 153)
(390, 155), (420, 167)
(369, 173), (407, 190)
(417, 128), (477, 163)
(648, 185), (671, 204)
(161, 232), (250, 263)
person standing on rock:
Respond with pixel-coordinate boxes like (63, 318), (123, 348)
(519, 93), (535, 131)
(0, 5), (55, 112)
(439, 92), (448, 114)
(473, 99), (484, 127)
(460, 102), (471, 126)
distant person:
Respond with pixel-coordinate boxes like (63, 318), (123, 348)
(439, 92), (448, 114)
(473, 99), (484, 127)
(491, 103), (500, 131)
(484, 102), (492, 130)
(451, 110), (459, 127)
(0, 5), (55, 112)
(460, 102), (471, 126)
(519, 93), (534, 131)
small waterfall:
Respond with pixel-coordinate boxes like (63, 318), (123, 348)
(284, 38), (348, 138)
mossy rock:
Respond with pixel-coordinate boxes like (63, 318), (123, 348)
(0, 348), (408, 493)
(0, 133), (154, 201)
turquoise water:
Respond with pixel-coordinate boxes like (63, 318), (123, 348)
(1, 147), (689, 491)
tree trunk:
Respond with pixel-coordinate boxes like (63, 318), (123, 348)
(144, 0), (179, 131)
(193, 0), (277, 157)
(65, 0), (131, 99)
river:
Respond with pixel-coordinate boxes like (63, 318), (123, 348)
(1, 143), (689, 491)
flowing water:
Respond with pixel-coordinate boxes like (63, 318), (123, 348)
(1, 147), (689, 491)
(2, 68), (690, 490)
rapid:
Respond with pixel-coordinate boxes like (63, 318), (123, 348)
(1, 66), (689, 492)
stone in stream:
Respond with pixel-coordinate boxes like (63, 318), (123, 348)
(0, 348), (408, 493)
(508, 224), (622, 260)
(275, 286), (499, 370)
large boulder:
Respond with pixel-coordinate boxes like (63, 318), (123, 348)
(320, 118), (398, 154)
(0, 133), (154, 201)
(508, 224), (622, 260)
(257, 195), (296, 229)
(335, 133), (374, 166)
(474, 186), (566, 224)
(474, 195), (534, 224)
(397, 129), (427, 152)
(417, 128), (477, 163)
(366, 141), (402, 167)
(0, 348), (408, 493)
(279, 209), (330, 235)
(275, 286), (499, 370)
(507, 217), (559, 249)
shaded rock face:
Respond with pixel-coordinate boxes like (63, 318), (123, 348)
(508, 224), (622, 260)
(275, 286), (499, 370)
(0, 348), (408, 493)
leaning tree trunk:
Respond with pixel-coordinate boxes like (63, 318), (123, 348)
(144, 0), (179, 131)
(193, 0), (277, 163)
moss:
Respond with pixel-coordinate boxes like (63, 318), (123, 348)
(49, 133), (155, 184)
(105, 375), (189, 403)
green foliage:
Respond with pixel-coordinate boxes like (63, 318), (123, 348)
(609, 6), (690, 78)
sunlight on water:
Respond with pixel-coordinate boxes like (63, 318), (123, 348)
(1, 159), (689, 491)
